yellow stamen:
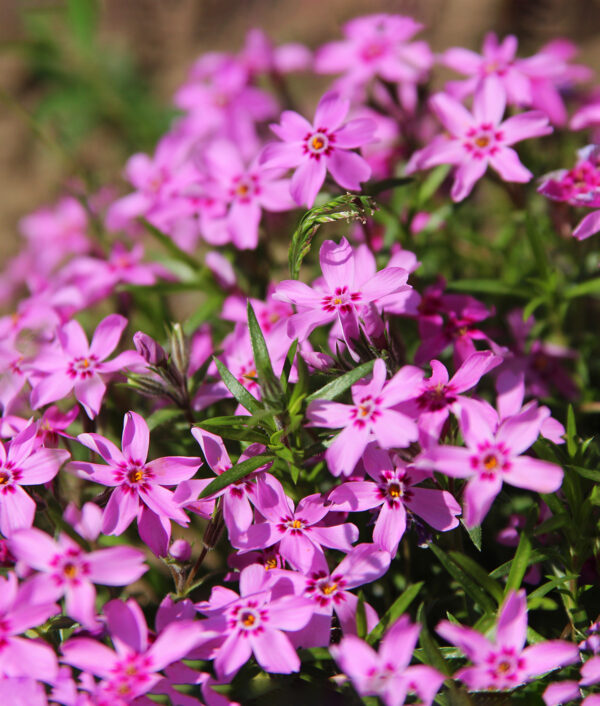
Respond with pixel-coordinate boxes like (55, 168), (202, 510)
(322, 582), (338, 595)
(128, 469), (144, 483)
(483, 454), (498, 470)
(311, 136), (325, 150)
(474, 136), (490, 148)
(290, 519), (302, 529)
(63, 563), (78, 579)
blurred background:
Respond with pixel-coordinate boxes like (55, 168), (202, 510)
(2, 0), (600, 264)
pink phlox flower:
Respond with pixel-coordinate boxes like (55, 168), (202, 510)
(306, 358), (420, 477)
(396, 351), (501, 447)
(415, 285), (502, 368)
(0, 572), (60, 683)
(227, 545), (284, 576)
(29, 314), (144, 418)
(437, 590), (580, 691)
(539, 145), (600, 240)
(315, 13), (433, 112)
(495, 368), (566, 445)
(331, 614), (444, 706)
(281, 543), (391, 648)
(222, 286), (294, 338)
(68, 412), (201, 553)
(235, 474), (358, 573)
(274, 237), (410, 349)
(18, 196), (90, 276)
(0, 677), (49, 706)
(199, 139), (295, 249)
(502, 308), (578, 401)
(61, 598), (209, 703)
(174, 56), (277, 161)
(0, 421), (69, 536)
(105, 134), (201, 238)
(417, 403), (563, 527)
(442, 32), (590, 124)
(406, 76), (552, 201)
(260, 91), (376, 207)
(194, 564), (314, 681)
(330, 444), (461, 554)
(240, 28), (311, 76)
(571, 91), (600, 135)
(7, 527), (147, 628)
(175, 428), (271, 541)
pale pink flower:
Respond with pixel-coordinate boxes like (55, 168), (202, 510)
(438, 590), (579, 691)
(331, 614), (444, 706)
(29, 314), (144, 418)
(406, 76), (552, 201)
(261, 91), (376, 207)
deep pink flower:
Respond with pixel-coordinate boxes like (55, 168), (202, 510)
(68, 412), (201, 554)
(418, 405), (563, 527)
(8, 527), (147, 628)
(200, 139), (295, 249)
(261, 91), (376, 207)
(396, 351), (501, 447)
(315, 14), (433, 112)
(330, 445), (461, 554)
(30, 314), (144, 418)
(195, 564), (314, 681)
(0, 421), (69, 536)
(235, 474), (358, 573)
(274, 237), (410, 348)
(285, 543), (391, 647)
(538, 145), (600, 240)
(437, 590), (579, 691)
(406, 76), (552, 201)
(331, 614), (444, 706)
(306, 358), (420, 477)
(0, 572), (59, 683)
(61, 598), (207, 702)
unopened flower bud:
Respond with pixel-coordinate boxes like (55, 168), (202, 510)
(133, 331), (167, 366)
(169, 539), (191, 562)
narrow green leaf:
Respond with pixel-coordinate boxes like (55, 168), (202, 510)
(140, 218), (201, 271)
(66, 0), (98, 47)
(565, 277), (600, 299)
(489, 549), (552, 580)
(462, 522), (482, 551)
(195, 417), (268, 444)
(306, 360), (375, 403)
(505, 531), (532, 595)
(528, 575), (579, 600)
(523, 295), (546, 322)
(198, 455), (274, 499)
(417, 164), (451, 205)
(214, 358), (262, 415)
(448, 552), (504, 604)
(566, 405), (577, 458)
(280, 339), (299, 390)
(567, 464), (600, 483)
(356, 591), (367, 639)
(364, 176), (412, 196)
(366, 582), (424, 644)
(429, 543), (495, 612)
(247, 302), (276, 383)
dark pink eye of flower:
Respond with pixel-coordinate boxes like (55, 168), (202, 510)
(67, 355), (98, 379)
(471, 442), (511, 480)
(418, 383), (457, 411)
(361, 40), (388, 61)
(303, 129), (335, 159)
(350, 395), (383, 428)
(321, 286), (362, 314)
(464, 125), (503, 157)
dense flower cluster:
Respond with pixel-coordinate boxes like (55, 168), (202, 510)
(0, 11), (598, 706)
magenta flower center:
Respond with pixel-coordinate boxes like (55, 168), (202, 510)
(321, 286), (361, 313)
(67, 355), (98, 379)
(350, 394), (382, 428)
(113, 461), (154, 490)
(485, 647), (526, 687)
(471, 442), (511, 480)
(0, 464), (21, 491)
(418, 382), (457, 411)
(303, 129), (335, 160)
(283, 516), (306, 534)
(230, 601), (267, 634)
(232, 175), (259, 203)
(464, 124), (504, 158)
(361, 39), (388, 62)
(307, 571), (348, 607)
(378, 470), (414, 508)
